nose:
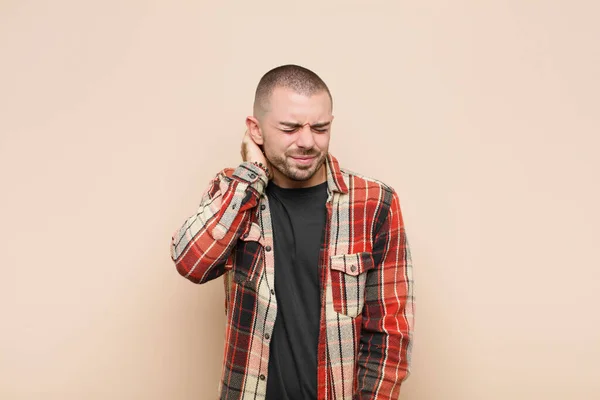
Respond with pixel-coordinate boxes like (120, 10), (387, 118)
(296, 125), (315, 149)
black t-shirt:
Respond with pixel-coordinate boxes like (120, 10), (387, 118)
(265, 181), (328, 400)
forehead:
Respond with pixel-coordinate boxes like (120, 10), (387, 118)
(266, 86), (332, 122)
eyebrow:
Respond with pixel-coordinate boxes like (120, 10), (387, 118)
(279, 121), (332, 129)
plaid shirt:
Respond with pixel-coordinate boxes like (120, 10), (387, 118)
(170, 154), (414, 400)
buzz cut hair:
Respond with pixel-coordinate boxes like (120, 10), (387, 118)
(253, 64), (333, 118)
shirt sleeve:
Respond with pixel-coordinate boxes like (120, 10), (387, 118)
(170, 162), (268, 284)
(356, 188), (415, 399)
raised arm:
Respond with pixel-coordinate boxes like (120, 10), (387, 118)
(170, 162), (267, 284)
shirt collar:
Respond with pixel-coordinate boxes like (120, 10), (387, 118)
(325, 153), (348, 194)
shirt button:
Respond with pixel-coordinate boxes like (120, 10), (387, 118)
(249, 173), (256, 179)
(350, 265), (357, 272)
(242, 233), (248, 239)
(260, 204), (266, 210)
(231, 203), (237, 210)
(259, 374), (266, 381)
(265, 246), (272, 252)
(270, 289), (275, 295)
(264, 333), (270, 340)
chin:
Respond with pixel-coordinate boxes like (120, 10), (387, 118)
(269, 154), (326, 182)
(291, 164), (322, 181)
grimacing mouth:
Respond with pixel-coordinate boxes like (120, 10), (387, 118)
(287, 152), (320, 159)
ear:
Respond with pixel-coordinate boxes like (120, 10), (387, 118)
(245, 116), (264, 145)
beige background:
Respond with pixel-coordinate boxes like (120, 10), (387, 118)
(1, 1), (599, 399)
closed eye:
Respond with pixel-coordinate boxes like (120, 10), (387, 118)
(278, 121), (332, 133)
(280, 127), (329, 133)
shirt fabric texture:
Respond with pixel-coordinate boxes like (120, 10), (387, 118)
(170, 154), (415, 400)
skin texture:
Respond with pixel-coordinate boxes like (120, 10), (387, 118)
(243, 86), (334, 189)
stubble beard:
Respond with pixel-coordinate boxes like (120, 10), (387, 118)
(267, 150), (327, 182)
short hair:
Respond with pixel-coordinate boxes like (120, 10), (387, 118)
(253, 64), (333, 117)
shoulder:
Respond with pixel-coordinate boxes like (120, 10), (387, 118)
(337, 167), (401, 232)
(340, 167), (397, 199)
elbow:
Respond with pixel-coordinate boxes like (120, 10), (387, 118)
(175, 260), (203, 284)
(172, 246), (224, 285)
(170, 229), (231, 284)
(171, 238), (204, 284)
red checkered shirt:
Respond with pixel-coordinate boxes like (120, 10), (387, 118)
(170, 154), (414, 399)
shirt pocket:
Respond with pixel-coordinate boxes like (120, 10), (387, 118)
(233, 221), (263, 286)
(329, 252), (376, 317)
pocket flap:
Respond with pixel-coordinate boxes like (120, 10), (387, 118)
(330, 252), (375, 276)
(240, 222), (263, 243)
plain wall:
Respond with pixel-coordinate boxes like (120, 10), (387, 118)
(1, 1), (599, 399)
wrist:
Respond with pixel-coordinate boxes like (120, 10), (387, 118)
(251, 161), (269, 177)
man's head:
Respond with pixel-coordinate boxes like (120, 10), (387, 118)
(246, 64), (334, 188)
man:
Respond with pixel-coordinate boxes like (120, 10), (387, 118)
(170, 64), (414, 399)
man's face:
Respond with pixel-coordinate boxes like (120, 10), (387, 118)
(259, 87), (333, 186)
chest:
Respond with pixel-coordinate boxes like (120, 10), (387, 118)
(233, 191), (379, 280)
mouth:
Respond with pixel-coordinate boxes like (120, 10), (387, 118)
(290, 155), (316, 165)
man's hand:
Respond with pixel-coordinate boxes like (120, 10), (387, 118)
(241, 129), (272, 179)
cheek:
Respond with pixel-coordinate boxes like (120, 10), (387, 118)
(272, 134), (298, 148)
(263, 136), (288, 156)
(316, 134), (330, 151)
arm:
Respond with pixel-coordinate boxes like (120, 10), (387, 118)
(356, 189), (415, 399)
(170, 162), (268, 284)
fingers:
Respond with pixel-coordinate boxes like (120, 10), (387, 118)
(240, 130), (249, 161)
